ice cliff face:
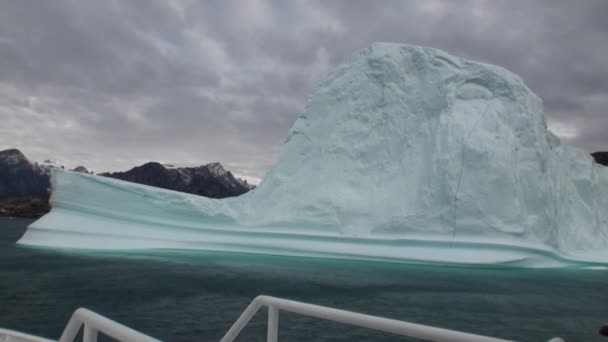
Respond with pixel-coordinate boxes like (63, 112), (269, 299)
(19, 43), (608, 267)
(241, 43), (608, 253)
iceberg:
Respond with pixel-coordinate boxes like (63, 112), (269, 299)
(18, 43), (608, 267)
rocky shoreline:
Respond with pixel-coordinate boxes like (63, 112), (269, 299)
(0, 196), (50, 219)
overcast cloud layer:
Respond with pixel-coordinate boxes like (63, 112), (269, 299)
(1, 0), (607, 183)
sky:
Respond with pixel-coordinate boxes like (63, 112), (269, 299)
(1, 1), (607, 184)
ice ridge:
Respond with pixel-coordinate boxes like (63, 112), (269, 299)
(18, 43), (608, 268)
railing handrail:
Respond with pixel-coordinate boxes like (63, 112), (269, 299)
(0, 328), (55, 342)
(1, 296), (568, 342)
(58, 308), (160, 342)
(221, 295), (546, 342)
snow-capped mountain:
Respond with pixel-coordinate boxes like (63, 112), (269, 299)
(39, 159), (65, 173)
(1, 148), (253, 206)
(101, 162), (253, 198)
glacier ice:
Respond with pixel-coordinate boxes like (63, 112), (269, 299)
(18, 43), (608, 267)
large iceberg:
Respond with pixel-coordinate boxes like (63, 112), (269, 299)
(19, 43), (608, 267)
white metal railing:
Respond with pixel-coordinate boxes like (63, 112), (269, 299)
(0, 297), (570, 342)
(58, 308), (160, 342)
(0, 328), (55, 342)
(220, 295), (565, 342)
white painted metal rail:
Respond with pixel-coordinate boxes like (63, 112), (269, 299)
(220, 295), (545, 342)
(58, 308), (160, 342)
(0, 296), (569, 342)
(0, 328), (55, 342)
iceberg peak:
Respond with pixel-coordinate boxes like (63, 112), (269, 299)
(18, 43), (608, 268)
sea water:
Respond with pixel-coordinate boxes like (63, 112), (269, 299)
(2, 217), (607, 341)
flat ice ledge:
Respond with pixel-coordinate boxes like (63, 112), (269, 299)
(18, 171), (608, 268)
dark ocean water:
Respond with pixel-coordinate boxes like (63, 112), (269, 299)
(1, 217), (607, 342)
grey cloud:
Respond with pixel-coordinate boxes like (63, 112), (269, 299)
(0, 1), (220, 94)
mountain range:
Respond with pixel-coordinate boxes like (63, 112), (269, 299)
(0, 148), (254, 218)
(100, 161), (254, 199)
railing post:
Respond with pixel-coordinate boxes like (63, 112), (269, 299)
(224, 295), (517, 342)
(220, 300), (264, 342)
(58, 318), (83, 342)
(267, 305), (279, 342)
(83, 325), (97, 342)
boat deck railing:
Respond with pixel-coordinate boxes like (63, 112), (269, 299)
(0, 295), (572, 342)
(58, 308), (160, 342)
(221, 295), (540, 342)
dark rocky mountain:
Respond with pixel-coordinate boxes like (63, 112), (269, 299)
(0, 149), (49, 197)
(0, 149), (51, 218)
(100, 162), (253, 199)
(71, 166), (90, 173)
(0, 148), (254, 218)
(592, 152), (608, 167)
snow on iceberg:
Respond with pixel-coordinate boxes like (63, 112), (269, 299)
(18, 43), (608, 267)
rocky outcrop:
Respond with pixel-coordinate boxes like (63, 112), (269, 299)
(71, 166), (91, 173)
(0, 196), (50, 218)
(0, 149), (49, 197)
(592, 152), (608, 167)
